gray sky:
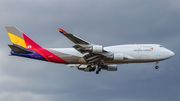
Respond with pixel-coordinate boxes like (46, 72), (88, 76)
(0, 0), (180, 101)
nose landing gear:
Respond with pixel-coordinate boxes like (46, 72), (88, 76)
(155, 61), (159, 69)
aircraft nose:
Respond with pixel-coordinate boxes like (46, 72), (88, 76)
(170, 51), (175, 57)
(167, 50), (175, 58)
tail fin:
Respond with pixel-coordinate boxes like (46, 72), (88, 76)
(6, 26), (68, 64)
(5, 26), (42, 50)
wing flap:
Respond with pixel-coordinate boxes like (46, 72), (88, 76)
(73, 45), (90, 54)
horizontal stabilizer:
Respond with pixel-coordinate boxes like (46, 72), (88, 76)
(8, 44), (34, 54)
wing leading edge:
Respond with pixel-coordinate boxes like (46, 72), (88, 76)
(57, 28), (90, 45)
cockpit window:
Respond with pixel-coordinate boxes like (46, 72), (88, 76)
(160, 46), (163, 47)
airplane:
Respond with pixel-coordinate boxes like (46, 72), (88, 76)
(5, 26), (175, 74)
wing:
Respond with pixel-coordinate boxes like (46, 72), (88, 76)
(57, 29), (90, 45)
(58, 28), (94, 54)
(57, 28), (110, 64)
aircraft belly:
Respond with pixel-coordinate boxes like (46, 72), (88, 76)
(104, 59), (159, 65)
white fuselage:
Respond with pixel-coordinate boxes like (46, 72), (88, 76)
(50, 44), (174, 65)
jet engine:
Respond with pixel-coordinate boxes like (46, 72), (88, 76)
(102, 65), (117, 71)
(107, 53), (124, 60)
(86, 45), (103, 53)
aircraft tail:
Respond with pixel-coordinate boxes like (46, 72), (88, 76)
(5, 26), (42, 51)
(5, 26), (68, 64)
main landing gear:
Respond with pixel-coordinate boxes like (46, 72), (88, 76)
(89, 66), (96, 72)
(96, 63), (103, 74)
(155, 61), (159, 69)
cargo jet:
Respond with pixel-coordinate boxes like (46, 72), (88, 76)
(5, 26), (174, 74)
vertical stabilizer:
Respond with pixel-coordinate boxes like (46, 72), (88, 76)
(5, 26), (42, 50)
(6, 26), (27, 49)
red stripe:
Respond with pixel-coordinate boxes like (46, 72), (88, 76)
(38, 48), (68, 64)
(23, 33), (68, 64)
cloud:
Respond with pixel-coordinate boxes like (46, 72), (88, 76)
(0, 0), (179, 101)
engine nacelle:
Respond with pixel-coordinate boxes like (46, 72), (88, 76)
(114, 53), (124, 60)
(107, 53), (124, 60)
(102, 65), (117, 71)
(86, 45), (103, 53)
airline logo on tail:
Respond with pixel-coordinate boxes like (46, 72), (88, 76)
(7, 29), (27, 49)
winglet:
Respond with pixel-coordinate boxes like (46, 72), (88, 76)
(57, 28), (67, 34)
